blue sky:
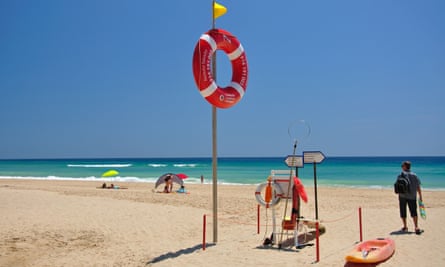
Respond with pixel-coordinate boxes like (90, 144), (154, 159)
(1, 0), (444, 159)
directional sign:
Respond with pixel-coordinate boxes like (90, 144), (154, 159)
(284, 155), (304, 167)
(303, 151), (326, 164)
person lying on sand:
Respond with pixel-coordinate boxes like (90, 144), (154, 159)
(100, 183), (124, 189)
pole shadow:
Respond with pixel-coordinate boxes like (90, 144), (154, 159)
(146, 243), (215, 265)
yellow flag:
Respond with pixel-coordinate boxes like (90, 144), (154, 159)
(213, 2), (227, 19)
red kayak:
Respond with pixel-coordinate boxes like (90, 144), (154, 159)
(345, 238), (395, 264)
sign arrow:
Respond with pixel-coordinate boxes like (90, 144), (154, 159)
(284, 155), (304, 167)
(303, 151), (326, 164)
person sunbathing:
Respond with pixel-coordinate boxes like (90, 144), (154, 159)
(176, 186), (186, 193)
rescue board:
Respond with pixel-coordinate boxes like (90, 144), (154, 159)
(345, 238), (395, 264)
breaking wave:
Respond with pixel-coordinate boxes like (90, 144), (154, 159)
(67, 164), (132, 168)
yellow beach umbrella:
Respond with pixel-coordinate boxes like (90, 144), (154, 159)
(102, 169), (119, 177)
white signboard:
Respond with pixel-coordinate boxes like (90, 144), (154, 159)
(284, 155), (304, 167)
(303, 151), (326, 164)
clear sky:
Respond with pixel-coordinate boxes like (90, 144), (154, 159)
(1, 0), (444, 159)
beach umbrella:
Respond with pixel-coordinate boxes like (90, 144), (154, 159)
(155, 173), (184, 189)
(102, 169), (119, 177)
(176, 173), (188, 180)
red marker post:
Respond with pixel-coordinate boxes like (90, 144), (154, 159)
(257, 205), (260, 234)
(359, 207), (363, 242)
(202, 214), (207, 250)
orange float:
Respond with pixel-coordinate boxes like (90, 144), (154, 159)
(255, 177), (281, 208)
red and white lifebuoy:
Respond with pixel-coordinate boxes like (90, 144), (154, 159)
(255, 182), (282, 208)
(192, 28), (248, 109)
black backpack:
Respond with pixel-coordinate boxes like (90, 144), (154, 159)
(394, 172), (410, 194)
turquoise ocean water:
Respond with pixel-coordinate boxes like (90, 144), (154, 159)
(0, 157), (444, 190)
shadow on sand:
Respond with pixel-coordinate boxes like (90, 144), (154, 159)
(389, 228), (414, 236)
(256, 230), (319, 251)
(344, 255), (394, 267)
(146, 243), (215, 265)
(344, 262), (378, 267)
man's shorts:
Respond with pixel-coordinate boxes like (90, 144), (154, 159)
(399, 197), (418, 218)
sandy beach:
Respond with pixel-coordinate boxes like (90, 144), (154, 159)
(0, 179), (444, 266)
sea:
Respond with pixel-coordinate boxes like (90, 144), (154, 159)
(0, 157), (444, 190)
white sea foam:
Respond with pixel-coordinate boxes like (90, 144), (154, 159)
(148, 164), (168, 168)
(67, 164), (132, 168)
(0, 176), (156, 183)
(173, 164), (197, 168)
